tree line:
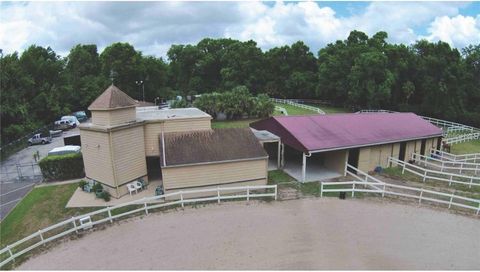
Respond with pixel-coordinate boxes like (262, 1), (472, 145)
(1, 30), (479, 144)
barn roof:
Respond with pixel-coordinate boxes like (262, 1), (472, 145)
(88, 85), (138, 110)
(250, 113), (443, 153)
(160, 128), (267, 167)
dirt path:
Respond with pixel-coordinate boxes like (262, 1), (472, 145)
(18, 198), (480, 270)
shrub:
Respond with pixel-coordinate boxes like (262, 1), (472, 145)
(102, 191), (111, 202)
(78, 180), (87, 190)
(38, 153), (85, 181)
(92, 182), (103, 192)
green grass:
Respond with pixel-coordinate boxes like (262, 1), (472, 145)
(268, 170), (295, 184)
(274, 103), (318, 115)
(305, 104), (351, 114)
(211, 118), (260, 129)
(0, 183), (97, 248)
(450, 140), (480, 155)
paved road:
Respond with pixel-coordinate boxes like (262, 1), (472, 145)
(0, 128), (80, 220)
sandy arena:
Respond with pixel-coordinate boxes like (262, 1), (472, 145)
(19, 198), (480, 270)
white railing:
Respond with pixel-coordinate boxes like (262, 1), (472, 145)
(420, 116), (478, 132)
(321, 164), (480, 215)
(355, 109), (397, 114)
(431, 149), (480, 164)
(443, 132), (480, 145)
(0, 185), (277, 268)
(271, 98), (325, 114)
(388, 157), (480, 188)
(411, 153), (480, 175)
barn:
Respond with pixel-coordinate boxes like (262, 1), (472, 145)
(250, 113), (443, 182)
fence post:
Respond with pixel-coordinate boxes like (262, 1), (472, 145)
(448, 194), (454, 209)
(422, 171), (426, 182)
(274, 185), (277, 200)
(402, 163), (406, 174)
(320, 183), (323, 198)
(180, 191), (184, 208)
(477, 203), (480, 216)
(6, 245), (14, 262)
(217, 187), (221, 204)
(144, 202), (149, 215)
(72, 217), (78, 234)
(419, 189), (423, 204)
(38, 230), (44, 243)
(382, 184), (386, 197)
(107, 208), (113, 223)
(449, 175), (453, 186)
(246, 186), (250, 201)
(469, 178), (473, 188)
(352, 183), (355, 197)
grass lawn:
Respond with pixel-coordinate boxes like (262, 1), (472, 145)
(0, 183), (97, 247)
(211, 118), (260, 129)
(450, 140), (480, 154)
(274, 103), (318, 115)
(305, 104), (351, 114)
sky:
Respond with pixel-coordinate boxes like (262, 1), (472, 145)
(1, 1), (479, 58)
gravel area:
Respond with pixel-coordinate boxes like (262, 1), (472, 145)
(18, 198), (480, 270)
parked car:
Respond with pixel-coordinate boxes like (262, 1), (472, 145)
(28, 133), (52, 145)
(54, 120), (72, 131)
(48, 145), (81, 156)
(72, 111), (88, 122)
(61, 116), (80, 128)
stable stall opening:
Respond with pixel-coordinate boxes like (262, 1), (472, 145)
(282, 145), (346, 182)
(263, 142), (280, 170)
(146, 157), (162, 181)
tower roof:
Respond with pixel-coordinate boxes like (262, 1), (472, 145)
(88, 85), (138, 110)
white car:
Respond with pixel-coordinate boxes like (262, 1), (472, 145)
(61, 116), (80, 128)
(48, 145), (81, 156)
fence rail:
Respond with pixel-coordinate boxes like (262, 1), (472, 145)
(388, 157), (480, 188)
(271, 98), (325, 114)
(321, 164), (480, 215)
(0, 184), (277, 268)
(0, 163), (42, 183)
(355, 109), (397, 114)
(431, 149), (480, 164)
(443, 132), (480, 145)
(411, 153), (480, 175)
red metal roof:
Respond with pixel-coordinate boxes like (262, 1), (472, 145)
(250, 113), (443, 153)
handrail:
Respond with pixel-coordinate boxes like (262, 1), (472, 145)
(443, 133), (480, 145)
(388, 157), (480, 188)
(321, 164), (480, 215)
(0, 184), (277, 268)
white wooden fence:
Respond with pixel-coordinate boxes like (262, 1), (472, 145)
(420, 116), (478, 133)
(320, 164), (480, 215)
(431, 149), (480, 164)
(0, 185), (277, 268)
(271, 98), (325, 114)
(388, 157), (480, 188)
(411, 153), (480, 175)
(355, 109), (397, 114)
(443, 132), (480, 145)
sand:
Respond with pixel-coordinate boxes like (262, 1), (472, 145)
(18, 198), (480, 270)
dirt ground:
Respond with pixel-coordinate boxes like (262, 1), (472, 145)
(18, 198), (480, 270)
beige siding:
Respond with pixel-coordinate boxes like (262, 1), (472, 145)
(109, 107), (136, 126)
(163, 118), (211, 133)
(358, 148), (371, 172)
(144, 118), (211, 157)
(406, 141), (416, 161)
(392, 143), (400, 160)
(108, 174), (149, 198)
(91, 111), (110, 126)
(162, 159), (268, 190)
(144, 123), (165, 157)
(111, 126), (147, 185)
(80, 129), (115, 186)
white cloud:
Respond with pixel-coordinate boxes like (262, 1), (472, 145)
(422, 15), (480, 48)
(0, 1), (477, 58)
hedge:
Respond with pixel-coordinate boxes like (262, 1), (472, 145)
(39, 152), (85, 181)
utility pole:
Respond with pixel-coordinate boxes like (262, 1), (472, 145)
(135, 80), (145, 102)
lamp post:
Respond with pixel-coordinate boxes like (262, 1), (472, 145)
(154, 97), (160, 106)
(135, 80), (145, 102)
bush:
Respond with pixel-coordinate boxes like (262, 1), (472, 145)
(39, 153), (85, 181)
(102, 191), (111, 202)
(92, 182), (103, 192)
(78, 180), (87, 190)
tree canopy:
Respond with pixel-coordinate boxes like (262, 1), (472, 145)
(1, 30), (479, 144)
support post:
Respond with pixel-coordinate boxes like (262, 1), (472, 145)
(419, 189), (423, 204)
(144, 202), (149, 215)
(352, 183), (355, 197)
(274, 185), (277, 200)
(277, 141), (281, 169)
(281, 143), (285, 168)
(38, 230), (44, 242)
(108, 208), (113, 223)
(180, 191), (184, 208)
(72, 217), (78, 234)
(448, 194), (454, 209)
(246, 186), (250, 201)
(217, 187), (221, 204)
(320, 183), (323, 198)
(302, 153), (306, 182)
(382, 184), (386, 197)
(402, 163), (406, 174)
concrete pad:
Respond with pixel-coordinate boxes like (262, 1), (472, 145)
(66, 180), (163, 208)
(283, 159), (342, 182)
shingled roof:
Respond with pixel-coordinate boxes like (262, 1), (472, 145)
(88, 85), (138, 110)
(160, 128), (268, 167)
